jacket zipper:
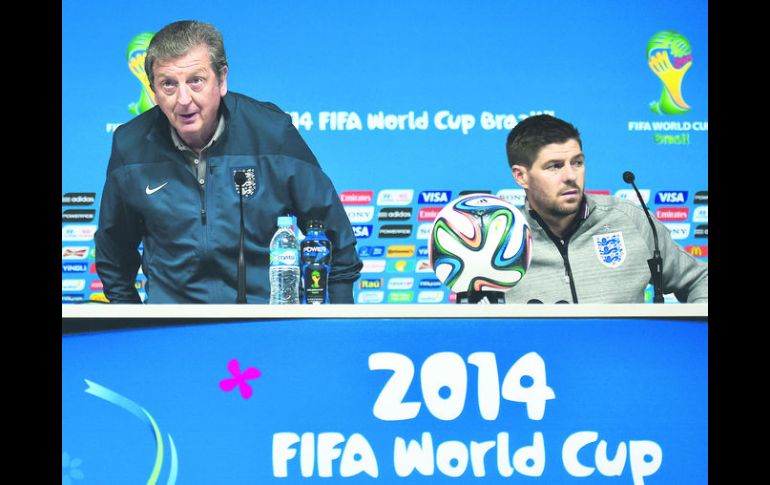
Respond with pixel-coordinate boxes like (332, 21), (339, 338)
(559, 243), (579, 304)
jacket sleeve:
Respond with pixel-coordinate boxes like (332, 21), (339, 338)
(94, 137), (143, 303)
(651, 215), (708, 303)
(279, 120), (362, 303)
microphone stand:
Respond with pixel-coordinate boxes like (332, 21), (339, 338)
(234, 172), (247, 304)
(623, 171), (664, 303)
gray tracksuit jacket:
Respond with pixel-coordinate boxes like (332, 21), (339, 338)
(504, 194), (708, 304)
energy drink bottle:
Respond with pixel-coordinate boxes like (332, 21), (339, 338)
(300, 220), (332, 304)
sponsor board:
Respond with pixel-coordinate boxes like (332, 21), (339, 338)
(377, 189), (414, 206)
(352, 225), (373, 239)
(695, 225), (708, 238)
(387, 277), (415, 290)
(419, 279), (443, 289)
(692, 206), (708, 223)
(655, 191), (688, 205)
(387, 291), (414, 303)
(358, 278), (384, 290)
(416, 223), (433, 240)
(386, 259), (416, 273)
(496, 189), (527, 207)
(416, 259), (434, 273)
(694, 191), (708, 204)
(62, 246), (90, 260)
(655, 207), (689, 222)
(417, 207), (442, 221)
(418, 290), (445, 303)
(62, 294), (85, 303)
(386, 245), (415, 258)
(62, 192), (96, 206)
(358, 246), (385, 258)
(62, 209), (96, 223)
(418, 191), (452, 204)
(62, 263), (88, 274)
(685, 245), (708, 257)
(378, 224), (413, 238)
(340, 190), (373, 205)
(378, 207), (413, 221)
(344, 206), (375, 223)
(62, 279), (86, 292)
(664, 223), (691, 240)
(357, 291), (384, 304)
(614, 189), (650, 206)
(62, 225), (98, 242)
(361, 259), (386, 273)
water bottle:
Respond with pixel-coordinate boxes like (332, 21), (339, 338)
(269, 216), (300, 304)
(301, 220), (332, 304)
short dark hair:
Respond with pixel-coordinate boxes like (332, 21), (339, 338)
(145, 20), (228, 89)
(506, 115), (582, 169)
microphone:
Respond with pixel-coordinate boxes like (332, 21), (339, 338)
(234, 171), (247, 304)
(622, 171), (664, 303)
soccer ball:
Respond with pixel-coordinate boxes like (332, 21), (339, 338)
(429, 194), (532, 294)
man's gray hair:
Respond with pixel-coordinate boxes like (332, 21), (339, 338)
(145, 20), (228, 89)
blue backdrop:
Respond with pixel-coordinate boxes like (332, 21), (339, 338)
(61, 0), (708, 303)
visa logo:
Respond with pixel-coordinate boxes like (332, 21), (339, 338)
(62, 263), (88, 273)
(352, 225), (372, 238)
(358, 245), (385, 257)
(417, 246), (429, 257)
(655, 191), (688, 204)
(419, 191), (451, 204)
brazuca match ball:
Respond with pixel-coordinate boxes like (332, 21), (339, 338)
(429, 193), (532, 294)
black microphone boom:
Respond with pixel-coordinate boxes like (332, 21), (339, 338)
(234, 171), (247, 304)
(623, 170), (664, 303)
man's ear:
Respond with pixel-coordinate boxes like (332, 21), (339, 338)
(511, 165), (529, 189)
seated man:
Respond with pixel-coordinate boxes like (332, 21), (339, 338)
(503, 115), (707, 304)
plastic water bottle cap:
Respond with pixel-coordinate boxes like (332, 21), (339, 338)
(277, 216), (293, 227)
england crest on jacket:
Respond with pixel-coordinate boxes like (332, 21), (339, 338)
(593, 232), (626, 268)
(233, 168), (256, 197)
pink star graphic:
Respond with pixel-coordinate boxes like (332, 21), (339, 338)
(219, 359), (262, 399)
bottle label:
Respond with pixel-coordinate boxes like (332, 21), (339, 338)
(302, 264), (329, 304)
(270, 249), (299, 267)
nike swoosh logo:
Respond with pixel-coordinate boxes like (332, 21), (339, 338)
(145, 182), (168, 195)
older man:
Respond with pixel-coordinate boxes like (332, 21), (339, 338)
(95, 20), (361, 303)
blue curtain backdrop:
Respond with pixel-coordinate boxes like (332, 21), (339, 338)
(61, 0), (708, 303)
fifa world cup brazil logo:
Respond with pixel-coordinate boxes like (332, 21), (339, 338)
(647, 31), (693, 115)
(127, 32), (157, 115)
